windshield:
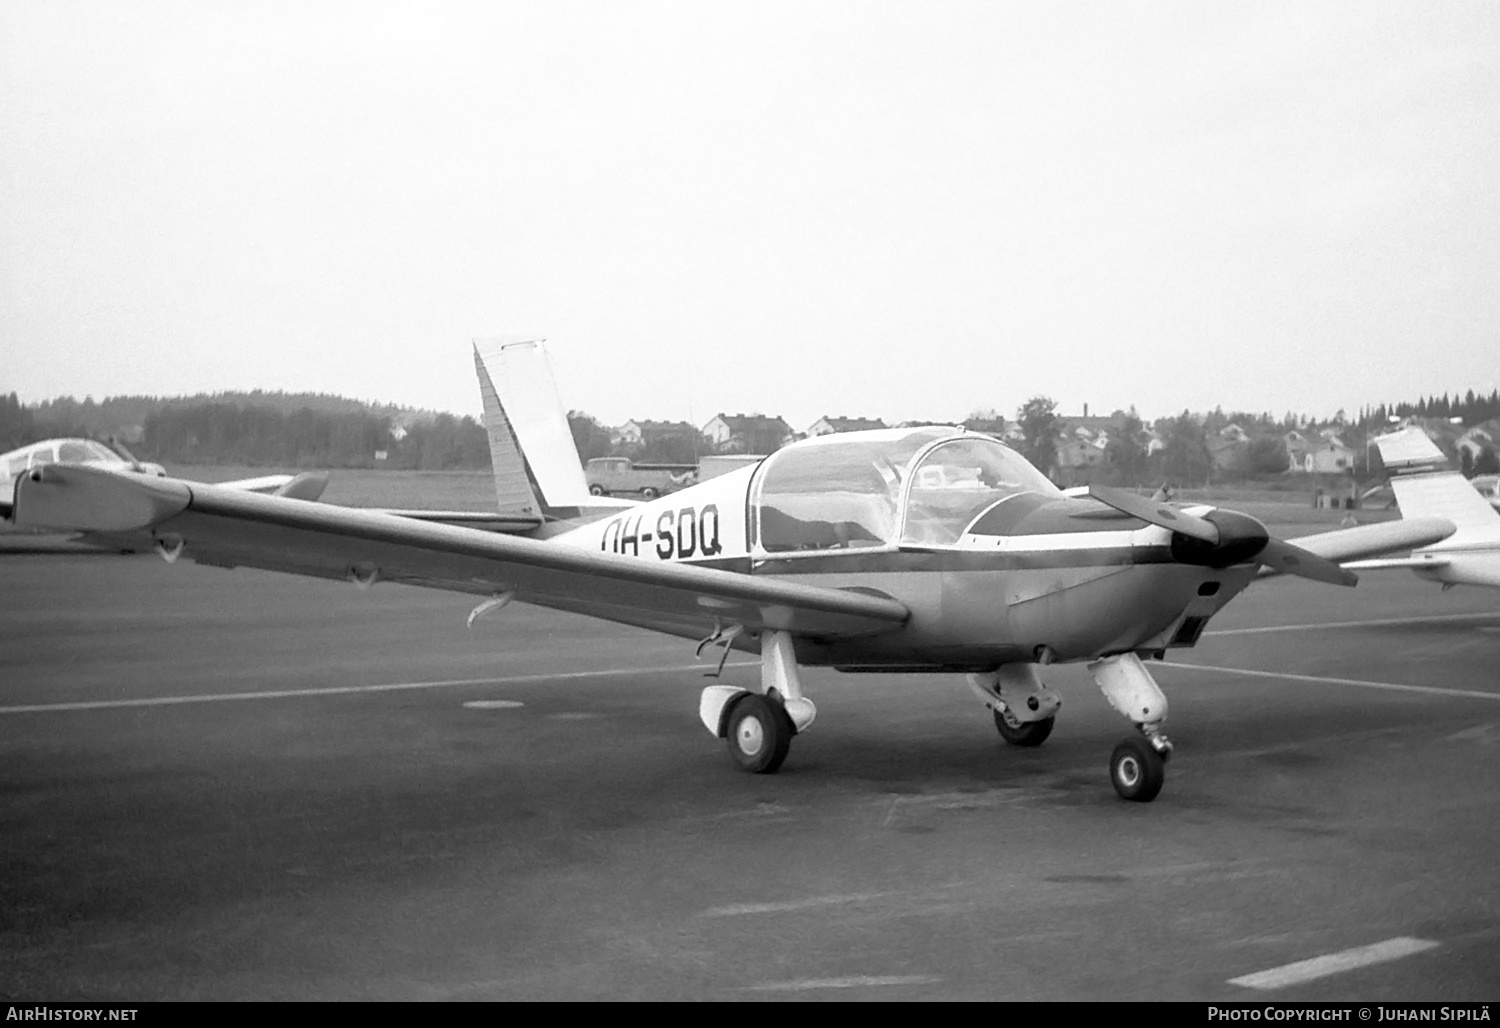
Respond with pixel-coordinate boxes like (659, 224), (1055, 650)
(752, 427), (951, 553)
(901, 436), (1062, 545)
(58, 440), (117, 462)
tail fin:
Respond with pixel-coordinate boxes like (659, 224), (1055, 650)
(472, 337), (593, 517)
(1373, 427), (1500, 539)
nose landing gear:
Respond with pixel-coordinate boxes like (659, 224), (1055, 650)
(1091, 652), (1173, 802)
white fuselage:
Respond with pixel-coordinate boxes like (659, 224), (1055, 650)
(555, 465), (757, 564)
(1412, 530), (1500, 589)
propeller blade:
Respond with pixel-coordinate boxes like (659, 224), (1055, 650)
(105, 435), (144, 473)
(1257, 538), (1358, 587)
(1086, 485), (1220, 544)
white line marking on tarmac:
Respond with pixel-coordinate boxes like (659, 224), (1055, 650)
(743, 975), (941, 992)
(1158, 662), (1500, 702)
(1228, 937), (1439, 990)
(703, 893), (885, 918)
(1205, 612), (1500, 636)
(0, 662), (758, 716)
(462, 700), (524, 710)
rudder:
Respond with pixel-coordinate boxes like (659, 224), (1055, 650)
(472, 337), (592, 516)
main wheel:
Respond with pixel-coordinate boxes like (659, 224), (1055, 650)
(589, 484), (606, 496)
(641, 486), (659, 499)
(994, 708), (1054, 747)
(725, 694), (793, 774)
(1109, 737), (1165, 802)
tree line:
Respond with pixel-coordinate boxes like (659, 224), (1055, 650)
(141, 404), (490, 469)
(9, 384), (1498, 482)
(3, 392), (490, 470)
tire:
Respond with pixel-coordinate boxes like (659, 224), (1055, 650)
(641, 487), (659, 500)
(725, 694), (793, 774)
(1109, 737), (1165, 802)
(994, 709), (1054, 747)
(588, 485), (606, 496)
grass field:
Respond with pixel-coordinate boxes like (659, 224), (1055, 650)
(167, 464), (500, 510)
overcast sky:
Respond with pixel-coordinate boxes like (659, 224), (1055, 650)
(2, 1), (1496, 430)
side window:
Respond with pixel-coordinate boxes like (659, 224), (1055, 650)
(27, 446), (58, 469)
(58, 441), (97, 462)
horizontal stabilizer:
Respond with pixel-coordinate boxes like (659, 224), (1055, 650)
(1372, 426), (1448, 471)
(373, 509), (543, 534)
(217, 474), (299, 494)
(273, 471), (331, 501)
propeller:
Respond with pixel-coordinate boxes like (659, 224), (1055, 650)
(105, 435), (145, 473)
(1087, 484), (1356, 586)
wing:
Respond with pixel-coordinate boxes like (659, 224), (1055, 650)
(13, 465), (909, 641)
(1254, 516), (1455, 578)
(1341, 555), (1451, 571)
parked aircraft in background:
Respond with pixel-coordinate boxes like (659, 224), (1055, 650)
(4, 437), (166, 483)
(1, 437), (328, 524)
(1344, 427), (1500, 589)
(11, 340), (1454, 802)
(1472, 475), (1500, 513)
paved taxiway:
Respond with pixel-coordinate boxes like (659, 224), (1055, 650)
(2, 553), (1497, 1000)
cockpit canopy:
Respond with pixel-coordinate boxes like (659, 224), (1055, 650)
(751, 427), (1061, 553)
(4, 439), (119, 480)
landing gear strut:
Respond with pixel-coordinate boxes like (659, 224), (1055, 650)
(698, 629), (816, 774)
(967, 664), (1062, 748)
(1090, 652), (1173, 802)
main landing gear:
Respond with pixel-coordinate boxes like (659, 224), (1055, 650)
(698, 629), (816, 774)
(967, 665), (1062, 748)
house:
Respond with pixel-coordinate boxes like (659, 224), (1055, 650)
(1053, 435), (1107, 485)
(1285, 428), (1353, 473)
(1457, 420), (1500, 468)
(1055, 414), (1118, 442)
(1207, 434), (1247, 472)
(615, 419), (697, 448)
(702, 413), (794, 454)
(806, 415), (887, 438)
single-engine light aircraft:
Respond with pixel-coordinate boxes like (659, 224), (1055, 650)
(1, 437), (330, 524)
(10, 340), (1456, 801)
(1343, 426), (1500, 590)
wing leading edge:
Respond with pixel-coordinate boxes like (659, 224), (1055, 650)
(14, 465), (909, 641)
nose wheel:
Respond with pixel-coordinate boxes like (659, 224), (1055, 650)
(1109, 736), (1166, 802)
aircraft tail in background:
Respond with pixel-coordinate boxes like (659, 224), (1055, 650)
(1373, 427), (1500, 540)
(472, 337), (618, 520)
(1347, 426), (1500, 589)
